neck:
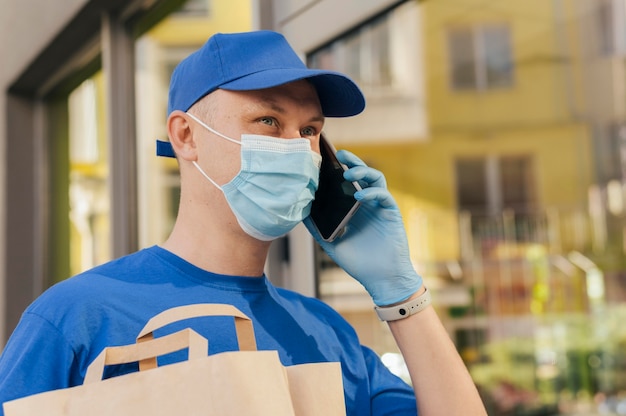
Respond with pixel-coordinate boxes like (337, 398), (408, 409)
(161, 201), (271, 277)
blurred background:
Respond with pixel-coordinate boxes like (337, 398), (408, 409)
(3, 0), (626, 414)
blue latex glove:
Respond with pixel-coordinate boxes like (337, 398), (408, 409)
(304, 150), (423, 306)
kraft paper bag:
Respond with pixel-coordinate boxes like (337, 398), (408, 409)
(3, 304), (346, 416)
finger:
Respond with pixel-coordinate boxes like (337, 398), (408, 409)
(303, 217), (325, 245)
(344, 165), (386, 189)
(336, 150), (366, 168)
(354, 187), (397, 209)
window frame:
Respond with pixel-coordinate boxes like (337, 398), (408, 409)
(447, 23), (515, 91)
(3, 0), (188, 342)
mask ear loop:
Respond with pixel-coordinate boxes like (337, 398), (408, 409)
(186, 112), (241, 145)
(192, 161), (223, 191)
(186, 112), (243, 192)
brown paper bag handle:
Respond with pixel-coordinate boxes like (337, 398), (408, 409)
(136, 304), (257, 370)
(83, 328), (208, 385)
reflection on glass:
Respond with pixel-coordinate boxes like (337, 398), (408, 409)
(309, 13), (392, 90)
(310, 0), (626, 414)
(68, 74), (110, 276)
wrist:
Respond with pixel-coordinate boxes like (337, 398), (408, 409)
(374, 287), (431, 321)
(369, 273), (423, 307)
(383, 286), (427, 306)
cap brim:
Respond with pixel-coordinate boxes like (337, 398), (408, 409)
(220, 68), (365, 117)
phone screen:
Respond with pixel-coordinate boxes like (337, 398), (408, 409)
(309, 133), (361, 242)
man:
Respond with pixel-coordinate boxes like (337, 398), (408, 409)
(0, 31), (486, 415)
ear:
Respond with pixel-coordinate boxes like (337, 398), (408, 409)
(167, 111), (197, 161)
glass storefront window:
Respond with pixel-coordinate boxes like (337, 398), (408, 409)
(67, 73), (111, 276)
(308, 0), (626, 414)
(47, 0), (252, 282)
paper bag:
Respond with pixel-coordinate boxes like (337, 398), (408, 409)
(4, 304), (346, 415)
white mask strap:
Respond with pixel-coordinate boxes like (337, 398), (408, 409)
(186, 112), (241, 145)
(192, 161), (223, 191)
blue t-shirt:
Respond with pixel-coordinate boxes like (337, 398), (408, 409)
(0, 246), (417, 415)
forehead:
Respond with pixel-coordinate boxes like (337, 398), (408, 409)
(222, 80), (322, 114)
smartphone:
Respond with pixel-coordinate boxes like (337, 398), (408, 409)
(309, 133), (362, 242)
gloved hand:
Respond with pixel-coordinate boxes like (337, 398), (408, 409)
(304, 150), (423, 306)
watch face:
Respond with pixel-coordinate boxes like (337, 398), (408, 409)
(375, 288), (431, 321)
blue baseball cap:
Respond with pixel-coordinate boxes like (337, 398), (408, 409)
(157, 30), (365, 158)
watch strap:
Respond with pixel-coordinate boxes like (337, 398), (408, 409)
(374, 288), (431, 321)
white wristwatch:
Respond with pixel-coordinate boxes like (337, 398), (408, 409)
(374, 288), (431, 321)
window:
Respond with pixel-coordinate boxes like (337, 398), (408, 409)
(307, 0), (421, 95)
(306, 0), (427, 144)
(448, 25), (514, 90)
(500, 156), (535, 212)
(68, 75), (111, 276)
(456, 158), (489, 215)
(173, 0), (211, 17)
(308, 14), (391, 90)
(598, 0), (626, 55)
(594, 124), (626, 183)
(456, 155), (534, 216)
(456, 155), (539, 254)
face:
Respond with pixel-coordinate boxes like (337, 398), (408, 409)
(191, 80), (325, 185)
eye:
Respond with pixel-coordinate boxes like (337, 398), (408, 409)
(259, 117), (276, 127)
(300, 126), (316, 137)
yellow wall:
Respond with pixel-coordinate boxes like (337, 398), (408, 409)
(341, 0), (594, 263)
(424, 0), (585, 129)
(149, 0), (252, 45)
(349, 123), (592, 207)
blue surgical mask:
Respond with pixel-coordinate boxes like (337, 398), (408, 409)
(187, 112), (322, 241)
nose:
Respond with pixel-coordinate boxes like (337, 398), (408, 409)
(281, 128), (321, 154)
(310, 137), (321, 154)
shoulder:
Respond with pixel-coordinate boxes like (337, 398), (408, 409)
(22, 247), (170, 347)
(34, 246), (165, 302)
